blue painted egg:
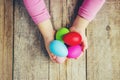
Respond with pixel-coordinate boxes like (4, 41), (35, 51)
(49, 40), (68, 57)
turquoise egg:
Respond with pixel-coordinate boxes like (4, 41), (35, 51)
(56, 27), (69, 42)
(49, 40), (68, 57)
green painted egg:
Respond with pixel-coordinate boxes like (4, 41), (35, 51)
(56, 27), (69, 42)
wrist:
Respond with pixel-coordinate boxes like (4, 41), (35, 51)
(43, 31), (55, 41)
(37, 19), (55, 41)
(72, 15), (89, 30)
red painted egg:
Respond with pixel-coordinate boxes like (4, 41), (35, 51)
(63, 32), (82, 46)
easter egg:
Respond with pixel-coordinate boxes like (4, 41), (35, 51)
(67, 45), (82, 58)
(56, 57), (66, 64)
(49, 40), (68, 57)
(56, 27), (69, 42)
(63, 32), (82, 46)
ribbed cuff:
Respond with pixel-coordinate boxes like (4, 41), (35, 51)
(32, 10), (51, 24)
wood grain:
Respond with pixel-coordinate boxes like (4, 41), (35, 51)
(12, 0), (120, 80)
(0, 0), (13, 80)
(66, 1), (86, 80)
(49, 0), (86, 80)
(14, 0), (49, 80)
(87, 0), (120, 80)
(49, 0), (63, 80)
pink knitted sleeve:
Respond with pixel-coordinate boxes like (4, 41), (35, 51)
(78, 0), (105, 21)
(24, 0), (105, 24)
(23, 0), (50, 24)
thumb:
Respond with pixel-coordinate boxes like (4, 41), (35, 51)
(81, 36), (88, 52)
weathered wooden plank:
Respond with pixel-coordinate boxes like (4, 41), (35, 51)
(87, 0), (120, 80)
(66, 1), (86, 80)
(49, 0), (62, 80)
(14, 0), (49, 80)
(50, 0), (63, 30)
(49, 0), (86, 80)
(59, 1), (69, 80)
(0, 0), (13, 80)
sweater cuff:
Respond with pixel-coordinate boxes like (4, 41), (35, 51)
(78, 7), (94, 21)
(32, 10), (50, 24)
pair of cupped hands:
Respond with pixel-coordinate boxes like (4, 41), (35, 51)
(42, 16), (89, 64)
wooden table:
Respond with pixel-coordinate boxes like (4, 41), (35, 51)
(0, 0), (120, 80)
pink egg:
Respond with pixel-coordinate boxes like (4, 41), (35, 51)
(67, 45), (82, 59)
(56, 57), (66, 63)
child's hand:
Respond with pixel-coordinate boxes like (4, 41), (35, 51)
(44, 35), (66, 63)
(70, 26), (88, 52)
(70, 15), (89, 58)
(38, 19), (66, 63)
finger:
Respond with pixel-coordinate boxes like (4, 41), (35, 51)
(56, 57), (66, 64)
(81, 37), (88, 52)
(81, 42), (85, 51)
(52, 55), (56, 59)
(84, 37), (88, 49)
(48, 52), (57, 62)
(52, 55), (57, 59)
